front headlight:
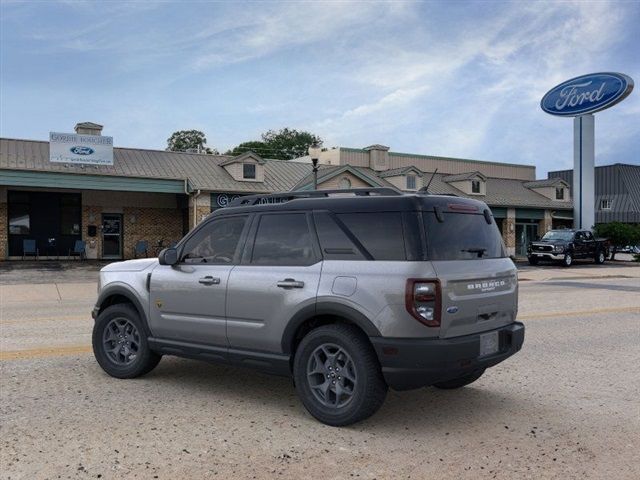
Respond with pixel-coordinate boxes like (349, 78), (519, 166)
(555, 245), (565, 253)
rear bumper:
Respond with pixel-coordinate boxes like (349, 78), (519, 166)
(370, 322), (525, 391)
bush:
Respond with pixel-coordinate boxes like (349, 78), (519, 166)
(593, 222), (640, 260)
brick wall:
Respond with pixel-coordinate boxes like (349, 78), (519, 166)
(0, 200), (7, 260)
(122, 207), (183, 259)
(503, 208), (516, 257)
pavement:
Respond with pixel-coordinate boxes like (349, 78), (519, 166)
(1, 260), (639, 479)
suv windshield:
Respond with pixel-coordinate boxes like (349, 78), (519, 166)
(541, 231), (574, 241)
(423, 212), (505, 260)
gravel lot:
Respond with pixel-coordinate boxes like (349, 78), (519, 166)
(1, 262), (639, 479)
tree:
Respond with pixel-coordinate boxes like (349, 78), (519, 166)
(225, 141), (269, 157)
(167, 130), (217, 154)
(593, 222), (640, 260)
(226, 128), (322, 160)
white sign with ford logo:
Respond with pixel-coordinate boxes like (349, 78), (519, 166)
(49, 132), (114, 166)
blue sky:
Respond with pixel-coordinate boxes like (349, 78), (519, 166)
(1, 0), (638, 177)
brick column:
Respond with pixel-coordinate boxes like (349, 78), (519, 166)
(188, 193), (211, 230)
(539, 210), (553, 236)
(502, 208), (516, 257)
(0, 201), (7, 260)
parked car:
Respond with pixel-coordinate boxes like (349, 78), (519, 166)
(527, 229), (609, 267)
(91, 188), (524, 426)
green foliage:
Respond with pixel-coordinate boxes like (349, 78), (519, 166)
(226, 128), (323, 160)
(225, 141), (269, 157)
(593, 222), (640, 260)
(167, 130), (217, 154)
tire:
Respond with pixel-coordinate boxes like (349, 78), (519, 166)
(293, 324), (388, 426)
(562, 253), (573, 267)
(595, 250), (606, 264)
(92, 303), (161, 379)
(527, 256), (539, 266)
(433, 369), (485, 389)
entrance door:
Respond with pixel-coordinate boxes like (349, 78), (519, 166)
(102, 214), (123, 259)
(515, 223), (539, 257)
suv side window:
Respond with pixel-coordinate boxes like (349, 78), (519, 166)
(336, 212), (406, 260)
(251, 213), (316, 266)
(181, 215), (248, 264)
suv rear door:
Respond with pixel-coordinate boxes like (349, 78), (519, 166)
(423, 207), (518, 339)
(226, 212), (322, 353)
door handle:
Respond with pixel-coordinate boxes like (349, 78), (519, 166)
(277, 278), (305, 289)
(198, 276), (220, 286)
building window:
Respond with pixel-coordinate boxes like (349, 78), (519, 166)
(9, 201), (30, 234)
(243, 163), (256, 179)
(600, 199), (612, 210)
(338, 177), (351, 189)
(406, 175), (416, 190)
(471, 180), (481, 194)
(555, 187), (564, 200)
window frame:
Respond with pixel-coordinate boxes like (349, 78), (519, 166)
(471, 179), (481, 194)
(241, 211), (321, 267)
(177, 213), (251, 265)
(243, 163), (257, 180)
(406, 174), (416, 190)
(600, 199), (612, 210)
(555, 187), (564, 200)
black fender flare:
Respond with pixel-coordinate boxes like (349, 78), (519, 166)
(95, 284), (151, 336)
(281, 302), (381, 354)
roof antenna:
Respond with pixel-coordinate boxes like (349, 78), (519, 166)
(420, 168), (438, 193)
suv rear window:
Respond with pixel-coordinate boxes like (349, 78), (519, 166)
(337, 212), (406, 260)
(423, 212), (505, 260)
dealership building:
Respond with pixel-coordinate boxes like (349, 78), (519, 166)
(1, 122), (574, 261)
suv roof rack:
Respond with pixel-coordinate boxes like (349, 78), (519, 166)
(229, 187), (402, 207)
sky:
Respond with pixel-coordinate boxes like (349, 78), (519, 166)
(1, 0), (638, 177)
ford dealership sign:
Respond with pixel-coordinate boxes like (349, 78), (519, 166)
(50, 132), (114, 165)
(541, 72), (633, 116)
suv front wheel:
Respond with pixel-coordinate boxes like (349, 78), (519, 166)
(293, 324), (387, 426)
(92, 303), (161, 379)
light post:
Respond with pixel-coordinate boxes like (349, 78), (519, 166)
(308, 144), (322, 190)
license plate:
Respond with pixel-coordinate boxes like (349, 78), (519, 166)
(480, 331), (499, 357)
(536, 254), (544, 257)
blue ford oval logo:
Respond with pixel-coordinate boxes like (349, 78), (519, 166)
(70, 146), (95, 155)
(541, 72), (634, 117)
(446, 306), (459, 314)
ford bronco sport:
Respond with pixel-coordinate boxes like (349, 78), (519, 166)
(92, 188), (524, 426)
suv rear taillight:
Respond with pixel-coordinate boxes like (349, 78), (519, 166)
(405, 279), (441, 327)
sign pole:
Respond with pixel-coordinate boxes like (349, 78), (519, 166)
(572, 114), (595, 230)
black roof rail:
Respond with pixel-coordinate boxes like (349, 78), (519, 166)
(229, 187), (402, 207)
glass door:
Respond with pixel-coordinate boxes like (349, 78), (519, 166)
(102, 214), (123, 259)
(515, 223), (539, 257)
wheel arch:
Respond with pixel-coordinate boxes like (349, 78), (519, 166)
(282, 302), (381, 356)
(96, 285), (151, 336)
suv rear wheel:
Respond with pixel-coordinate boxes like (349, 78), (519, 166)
(595, 250), (606, 264)
(293, 324), (387, 426)
(433, 369), (485, 389)
(92, 303), (161, 379)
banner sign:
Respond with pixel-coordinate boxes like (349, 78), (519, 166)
(49, 132), (114, 165)
(541, 72), (634, 117)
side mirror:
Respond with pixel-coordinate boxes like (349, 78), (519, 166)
(158, 247), (178, 266)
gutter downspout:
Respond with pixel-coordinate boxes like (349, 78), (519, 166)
(192, 189), (202, 228)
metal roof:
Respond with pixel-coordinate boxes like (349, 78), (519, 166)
(523, 178), (568, 188)
(377, 166), (424, 178)
(442, 171), (487, 182)
(0, 138), (311, 194)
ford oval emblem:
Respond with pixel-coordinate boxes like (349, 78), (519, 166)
(541, 72), (634, 117)
(70, 146), (95, 155)
(446, 306), (459, 314)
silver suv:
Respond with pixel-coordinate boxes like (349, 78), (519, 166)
(92, 188), (524, 426)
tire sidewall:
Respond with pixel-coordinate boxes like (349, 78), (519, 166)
(563, 253), (572, 267)
(92, 304), (158, 379)
(293, 326), (385, 426)
(596, 251), (605, 264)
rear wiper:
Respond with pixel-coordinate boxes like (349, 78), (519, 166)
(461, 248), (487, 258)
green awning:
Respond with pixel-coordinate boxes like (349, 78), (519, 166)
(490, 207), (507, 218)
(515, 208), (545, 220)
(1, 169), (186, 194)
